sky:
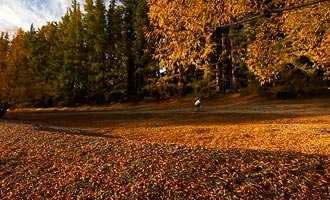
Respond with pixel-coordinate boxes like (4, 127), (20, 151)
(0, 0), (85, 32)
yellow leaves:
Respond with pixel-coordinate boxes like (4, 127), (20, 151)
(147, 0), (236, 77)
(246, 1), (330, 83)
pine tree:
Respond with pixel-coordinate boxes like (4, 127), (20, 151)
(106, 0), (127, 102)
(121, 0), (154, 102)
(24, 24), (54, 107)
(47, 22), (66, 105)
(56, 0), (85, 106)
(121, 0), (138, 102)
(84, 0), (107, 104)
(133, 0), (154, 99)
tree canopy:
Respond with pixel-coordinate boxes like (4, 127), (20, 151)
(147, 0), (330, 84)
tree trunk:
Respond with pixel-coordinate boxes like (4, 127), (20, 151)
(215, 63), (220, 92)
(220, 30), (232, 94)
(177, 68), (184, 97)
(229, 38), (238, 93)
(0, 102), (9, 119)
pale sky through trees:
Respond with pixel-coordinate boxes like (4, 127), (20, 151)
(0, 0), (85, 32)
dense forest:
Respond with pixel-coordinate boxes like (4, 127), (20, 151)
(0, 0), (329, 113)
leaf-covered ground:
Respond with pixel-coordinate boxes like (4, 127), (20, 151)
(2, 97), (330, 198)
(1, 121), (330, 199)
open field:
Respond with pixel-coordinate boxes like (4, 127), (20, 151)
(1, 96), (330, 198)
(5, 96), (330, 154)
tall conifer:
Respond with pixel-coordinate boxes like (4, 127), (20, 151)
(84, 0), (107, 104)
(106, 0), (127, 102)
(121, 0), (137, 102)
(56, 0), (85, 106)
(133, 0), (153, 99)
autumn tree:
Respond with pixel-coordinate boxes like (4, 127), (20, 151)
(147, 0), (330, 96)
(146, 0), (254, 96)
(0, 28), (34, 116)
(0, 31), (10, 118)
(246, 1), (330, 87)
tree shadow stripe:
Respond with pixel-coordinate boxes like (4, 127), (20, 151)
(33, 124), (118, 138)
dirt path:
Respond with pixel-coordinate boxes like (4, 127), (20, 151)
(4, 97), (329, 128)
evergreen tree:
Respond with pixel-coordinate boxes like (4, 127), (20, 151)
(121, 0), (153, 102)
(38, 22), (61, 86)
(25, 24), (55, 107)
(84, 0), (107, 104)
(46, 22), (66, 105)
(121, 0), (138, 102)
(56, 0), (85, 106)
(133, 0), (154, 99)
(106, 0), (127, 102)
